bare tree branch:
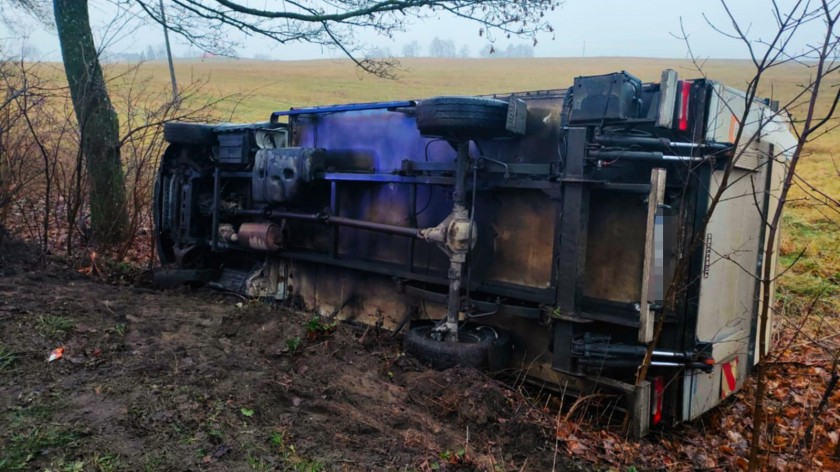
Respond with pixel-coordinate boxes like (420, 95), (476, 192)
(132, 0), (557, 77)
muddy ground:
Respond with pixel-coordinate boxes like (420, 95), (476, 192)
(0, 241), (583, 472)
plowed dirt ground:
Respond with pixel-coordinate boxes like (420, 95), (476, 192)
(0, 241), (583, 471)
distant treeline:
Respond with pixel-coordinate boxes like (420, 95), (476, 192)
(99, 38), (535, 63)
(395, 37), (534, 59)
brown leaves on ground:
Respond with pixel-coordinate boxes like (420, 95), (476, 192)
(542, 314), (840, 471)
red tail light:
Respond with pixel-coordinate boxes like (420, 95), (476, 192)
(652, 376), (665, 425)
(678, 81), (692, 131)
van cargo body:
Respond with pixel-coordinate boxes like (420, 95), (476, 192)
(154, 69), (795, 436)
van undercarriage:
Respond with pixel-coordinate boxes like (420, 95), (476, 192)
(154, 69), (792, 436)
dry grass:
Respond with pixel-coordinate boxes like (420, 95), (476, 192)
(117, 57), (840, 118)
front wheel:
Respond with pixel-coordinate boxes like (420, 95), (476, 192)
(153, 145), (179, 265)
(404, 324), (512, 372)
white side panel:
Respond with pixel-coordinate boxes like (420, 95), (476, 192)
(683, 353), (744, 421)
(705, 84), (776, 171)
(697, 168), (765, 342)
(705, 83), (727, 142)
(686, 165), (767, 419)
(754, 147), (787, 363)
(686, 84), (796, 419)
(684, 366), (717, 421)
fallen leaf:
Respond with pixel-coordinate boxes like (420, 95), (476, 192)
(212, 444), (230, 459)
(567, 439), (588, 455)
(726, 430), (743, 442)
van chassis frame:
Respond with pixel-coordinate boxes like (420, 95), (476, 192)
(157, 79), (765, 436)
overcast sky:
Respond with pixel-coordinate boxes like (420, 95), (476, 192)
(0, 0), (823, 61)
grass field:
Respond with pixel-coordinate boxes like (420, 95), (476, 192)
(124, 57), (839, 120)
(126, 56), (838, 309)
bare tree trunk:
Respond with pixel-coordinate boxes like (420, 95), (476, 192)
(53, 0), (128, 245)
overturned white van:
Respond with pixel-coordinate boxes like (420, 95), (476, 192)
(154, 69), (795, 436)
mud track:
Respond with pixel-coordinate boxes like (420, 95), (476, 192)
(0, 245), (585, 471)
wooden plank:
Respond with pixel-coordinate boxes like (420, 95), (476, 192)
(630, 380), (652, 438)
(639, 168), (666, 343)
(584, 192), (646, 302)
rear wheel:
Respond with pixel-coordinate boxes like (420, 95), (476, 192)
(404, 324), (512, 371)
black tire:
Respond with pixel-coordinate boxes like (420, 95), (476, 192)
(153, 145), (178, 265)
(404, 324), (512, 371)
(416, 96), (509, 138)
(163, 122), (217, 146)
